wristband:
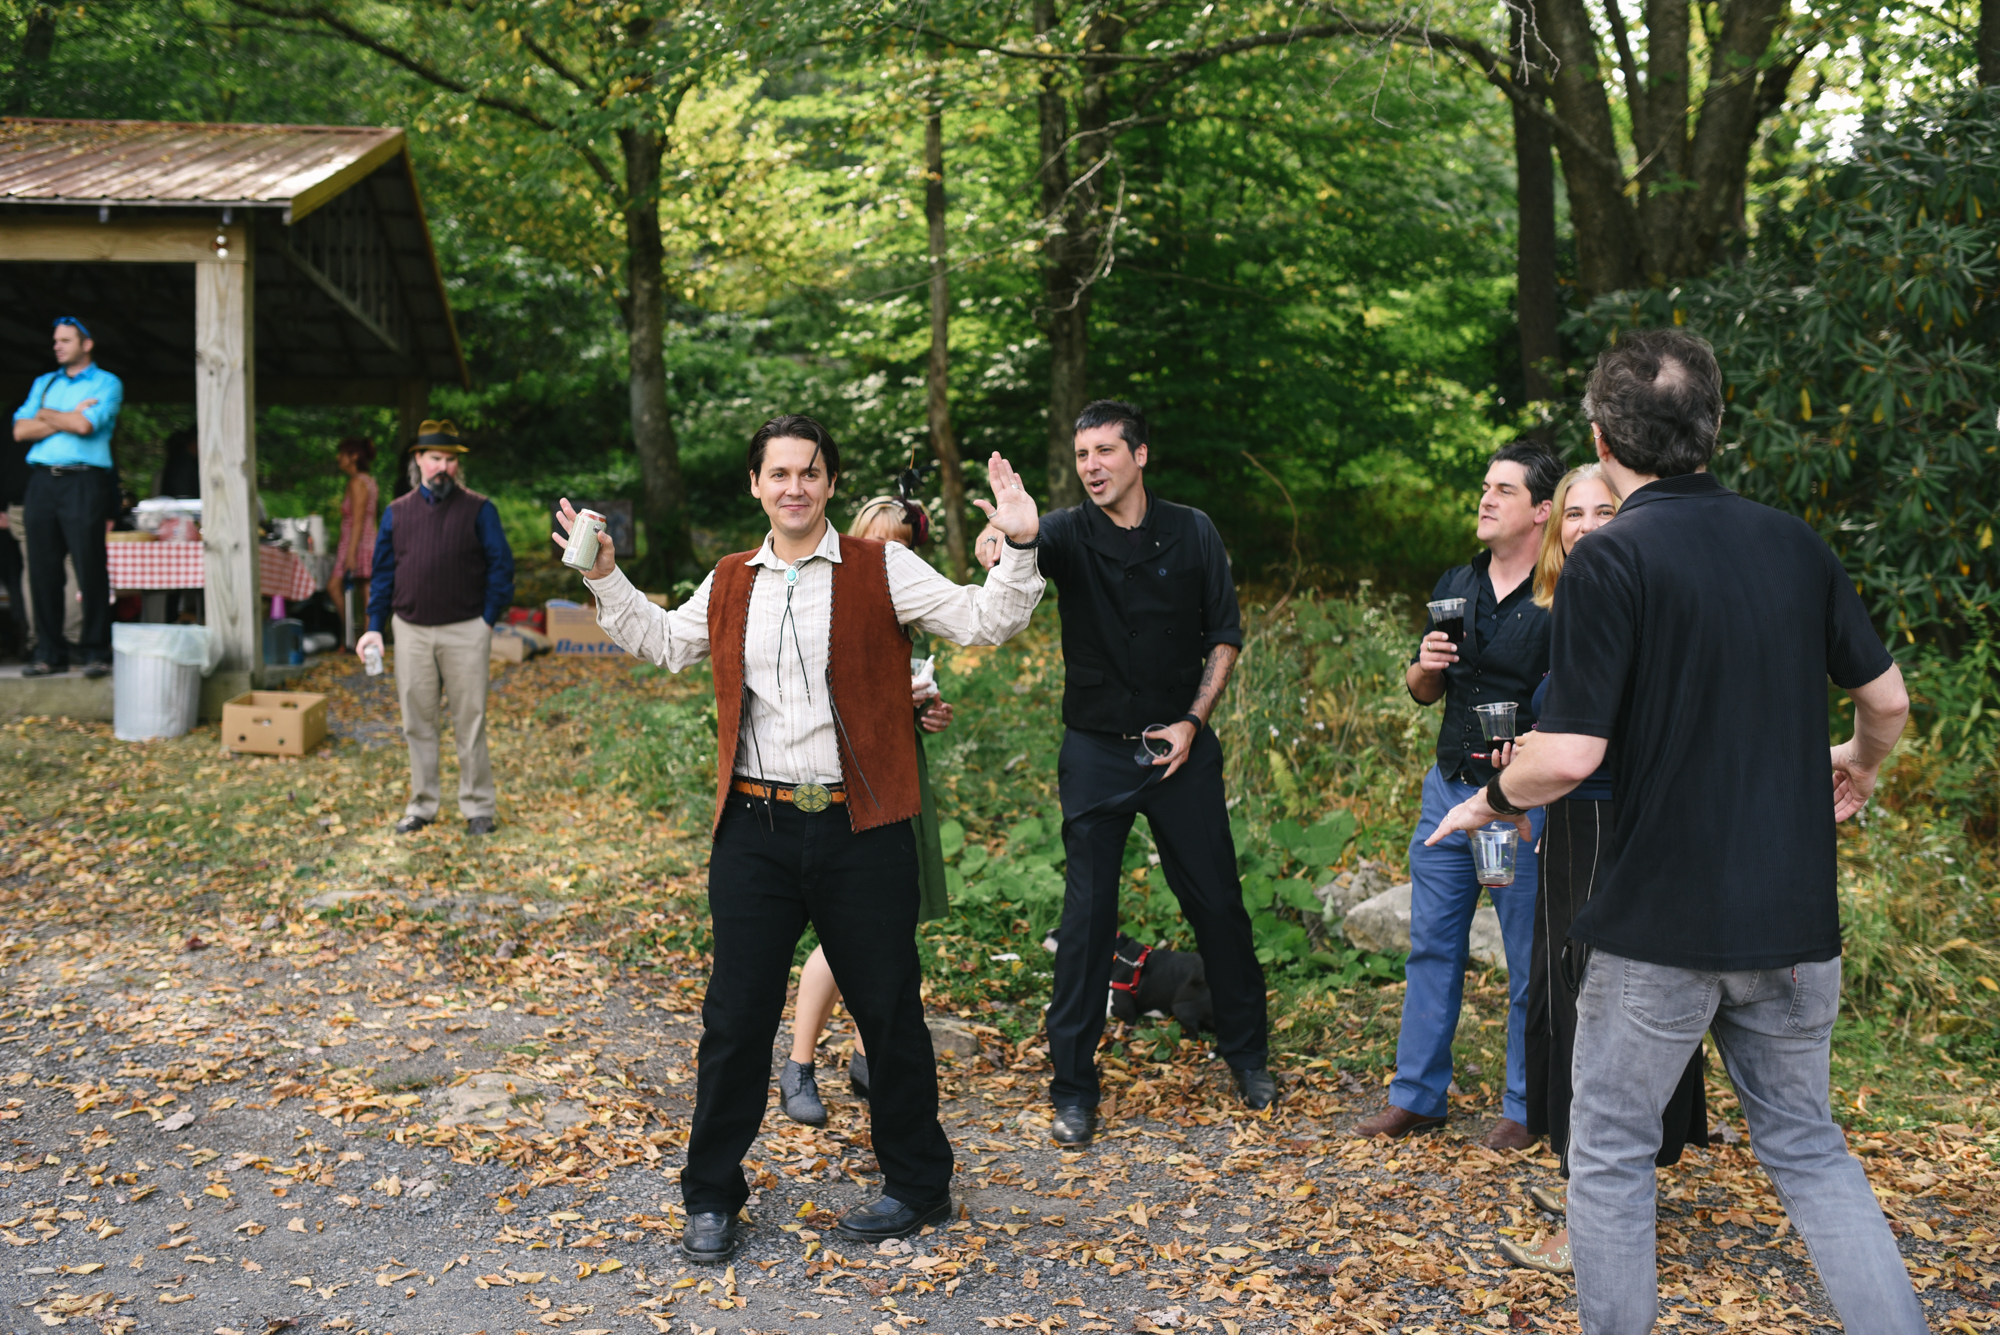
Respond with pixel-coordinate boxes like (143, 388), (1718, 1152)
(1486, 772), (1529, 817)
(1004, 534), (1040, 550)
(1179, 713), (1203, 731)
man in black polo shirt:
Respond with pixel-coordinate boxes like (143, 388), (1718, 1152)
(1356, 442), (1560, 1151)
(985, 399), (1271, 1146)
(1430, 330), (1919, 1333)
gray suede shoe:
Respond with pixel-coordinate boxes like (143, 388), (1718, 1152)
(780, 1059), (826, 1126)
(849, 1051), (871, 1100)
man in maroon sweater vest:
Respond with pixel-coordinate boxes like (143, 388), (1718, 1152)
(356, 422), (516, 835)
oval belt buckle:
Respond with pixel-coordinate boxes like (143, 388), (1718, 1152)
(791, 782), (832, 814)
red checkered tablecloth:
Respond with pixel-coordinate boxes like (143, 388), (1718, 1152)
(106, 541), (319, 601)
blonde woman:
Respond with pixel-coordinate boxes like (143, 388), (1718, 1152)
(1499, 464), (1708, 1273)
(778, 495), (955, 1125)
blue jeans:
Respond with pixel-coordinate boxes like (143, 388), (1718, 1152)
(1569, 952), (1925, 1335)
(1392, 766), (1542, 1122)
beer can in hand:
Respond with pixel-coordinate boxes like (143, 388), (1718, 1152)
(362, 643), (384, 677)
(562, 509), (609, 572)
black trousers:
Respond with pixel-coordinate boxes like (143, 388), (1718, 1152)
(23, 469), (111, 667)
(683, 796), (955, 1216)
(1525, 797), (1707, 1171)
(1047, 726), (1268, 1109)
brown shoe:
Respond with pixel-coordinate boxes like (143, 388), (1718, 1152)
(1483, 1117), (1534, 1151)
(1352, 1104), (1446, 1139)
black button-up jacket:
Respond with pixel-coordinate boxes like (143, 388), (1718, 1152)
(1034, 492), (1244, 736)
(1417, 550), (1551, 786)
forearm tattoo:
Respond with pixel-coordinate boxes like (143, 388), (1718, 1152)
(1189, 644), (1240, 725)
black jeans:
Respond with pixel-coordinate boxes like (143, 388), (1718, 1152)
(1046, 726), (1269, 1109)
(683, 796), (955, 1216)
(24, 468), (111, 667)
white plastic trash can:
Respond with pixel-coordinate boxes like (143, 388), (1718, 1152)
(113, 623), (221, 742)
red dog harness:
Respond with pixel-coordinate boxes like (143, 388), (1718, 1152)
(1110, 942), (1153, 996)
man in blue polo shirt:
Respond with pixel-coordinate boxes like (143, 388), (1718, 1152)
(11, 318), (123, 678)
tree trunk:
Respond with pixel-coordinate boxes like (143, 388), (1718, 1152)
(1664, 0), (1790, 274)
(1511, 4), (1560, 426)
(1982, 0), (2000, 85)
(620, 126), (693, 584)
(1535, 0), (1645, 295)
(10, 3), (55, 114)
(1035, 0), (1087, 509)
(924, 99), (969, 581)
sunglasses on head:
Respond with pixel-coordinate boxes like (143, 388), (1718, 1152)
(53, 317), (91, 340)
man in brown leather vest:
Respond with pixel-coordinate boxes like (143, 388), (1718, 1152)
(554, 414), (1044, 1262)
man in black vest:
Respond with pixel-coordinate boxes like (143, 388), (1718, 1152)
(1355, 441), (1559, 1149)
(982, 399), (1271, 1146)
(355, 421), (516, 836)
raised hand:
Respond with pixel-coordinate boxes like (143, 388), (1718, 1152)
(551, 498), (617, 580)
(972, 453), (1040, 545)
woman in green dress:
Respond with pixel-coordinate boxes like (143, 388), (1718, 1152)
(779, 495), (954, 1125)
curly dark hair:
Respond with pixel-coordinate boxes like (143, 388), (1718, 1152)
(1582, 329), (1724, 478)
(336, 436), (377, 470)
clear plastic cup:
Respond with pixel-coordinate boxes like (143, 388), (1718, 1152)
(1427, 597), (1467, 647)
(1475, 701), (1518, 740)
(1473, 825), (1518, 887)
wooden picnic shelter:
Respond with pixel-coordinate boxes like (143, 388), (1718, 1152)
(0, 116), (467, 699)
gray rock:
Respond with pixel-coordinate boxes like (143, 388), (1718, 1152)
(926, 1019), (982, 1062)
(1315, 859), (1395, 919)
(1342, 882), (1506, 968)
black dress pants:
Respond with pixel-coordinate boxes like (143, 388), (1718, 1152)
(683, 796), (955, 1216)
(23, 469), (111, 667)
(1047, 726), (1269, 1109)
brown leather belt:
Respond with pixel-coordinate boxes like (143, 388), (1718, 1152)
(731, 778), (847, 807)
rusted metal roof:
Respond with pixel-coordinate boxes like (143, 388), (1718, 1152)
(0, 118), (404, 224)
(0, 117), (467, 393)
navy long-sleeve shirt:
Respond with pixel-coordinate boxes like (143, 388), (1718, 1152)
(366, 484), (515, 632)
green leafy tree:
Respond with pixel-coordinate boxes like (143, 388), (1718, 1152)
(1576, 88), (2000, 645)
(221, 0), (809, 580)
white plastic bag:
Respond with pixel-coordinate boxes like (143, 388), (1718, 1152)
(111, 623), (222, 675)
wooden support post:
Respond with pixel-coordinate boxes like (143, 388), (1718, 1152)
(197, 222), (260, 687)
(397, 378), (429, 463)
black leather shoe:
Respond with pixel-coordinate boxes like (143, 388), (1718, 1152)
(678, 1211), (743, 1263)
(20, 662), (62, 678)
(465, 815), (496, 836)
(82, 661), (110, 680)
(394, 815), (432, 835)
(1050, 1104), (1096, 1146)
(1234, 1067), (1278, 1111)
(780, 1059), (826, 1126)
(849, 1051), (871, 1100)
(834, 1194), (952, 1242)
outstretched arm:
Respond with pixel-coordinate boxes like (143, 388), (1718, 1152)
(893, 453), (1046, 644)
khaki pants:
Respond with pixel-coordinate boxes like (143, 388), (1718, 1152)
(392, 615), (495, 821)
(5, 502), (81, 649)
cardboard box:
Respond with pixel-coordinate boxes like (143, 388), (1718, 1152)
(546, 600), (622, 656)
(221, 690), (328, 757)
(490, 623), (550, 663)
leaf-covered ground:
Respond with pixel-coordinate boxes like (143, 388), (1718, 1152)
(2, 655), (1997, 1334)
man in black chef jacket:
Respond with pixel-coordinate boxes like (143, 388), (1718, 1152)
(979, 399), (1271, 1146)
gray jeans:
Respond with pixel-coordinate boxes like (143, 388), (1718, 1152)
(1569, 951), (1924, 1335)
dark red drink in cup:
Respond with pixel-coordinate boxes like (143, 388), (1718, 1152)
(1426, 597), (1467, 648)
